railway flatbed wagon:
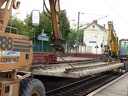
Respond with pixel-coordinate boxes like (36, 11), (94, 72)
(32, 61), (123, 78)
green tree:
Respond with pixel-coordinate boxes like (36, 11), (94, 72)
(8, 16), (26, 35)
(68, 28), (77, 46)
(78, 28), (84, 44)
(24, 10), (70, 44)
(60, 10), (70, 40)
(68, 28), (84, 46)
(24, 14), (35, 37)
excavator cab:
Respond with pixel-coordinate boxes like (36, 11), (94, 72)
(118, 39), (128, 61)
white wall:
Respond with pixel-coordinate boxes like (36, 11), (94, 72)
(82, 24), (106, 54)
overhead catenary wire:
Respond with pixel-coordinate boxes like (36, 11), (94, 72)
(96, 15), (108, 21)
(60, 1), (106, 17)
(60, 1), (79, 12)
(104, 0), (128, 25)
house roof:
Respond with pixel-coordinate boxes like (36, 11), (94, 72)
(84, 20), (107, 32)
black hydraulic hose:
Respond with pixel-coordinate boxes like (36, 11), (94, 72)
(43, 0), (51, 15)
(43, 0), (51, 19)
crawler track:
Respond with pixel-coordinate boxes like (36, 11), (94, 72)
(45, 72), (120, 96)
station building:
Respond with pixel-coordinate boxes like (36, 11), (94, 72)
(82, 20), (107, 54)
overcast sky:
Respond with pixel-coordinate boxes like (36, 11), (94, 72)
(13, 0), (128, 39)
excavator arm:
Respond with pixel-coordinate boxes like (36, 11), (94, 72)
(103, 21), (118, 61)
(0, 0), (20, 33)
(49, 0), (65, 53)
(107, 21), (118, 56)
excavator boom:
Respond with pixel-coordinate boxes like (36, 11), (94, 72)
(0, 0), (20, 33)
(49, 0), (65, 53)
(103, 21), (118, 61)
(107, 21), (118, 53)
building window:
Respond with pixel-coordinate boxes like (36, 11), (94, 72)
(92, 25), (95, 28)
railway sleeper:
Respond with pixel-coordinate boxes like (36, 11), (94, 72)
(56, 77), (100, 96)
(55, 85), (86, 96)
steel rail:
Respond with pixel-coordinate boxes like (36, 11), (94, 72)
(46, 72), (120, 96)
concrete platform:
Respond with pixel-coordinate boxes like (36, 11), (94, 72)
(87, 73), (128, 96)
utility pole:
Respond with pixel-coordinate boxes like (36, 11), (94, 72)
(76, 12), (80, 53)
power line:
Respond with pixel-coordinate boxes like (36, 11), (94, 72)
(82, 13), (105, 17)
(60, 1), (106, 17)
(96, 15), (108, 21)
(104, 0), (128, 25)
(60, 1), (79, 12)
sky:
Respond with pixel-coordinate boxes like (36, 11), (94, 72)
(13, 0), (128, 39)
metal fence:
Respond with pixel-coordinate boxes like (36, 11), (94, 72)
(33, 43), (52, 52)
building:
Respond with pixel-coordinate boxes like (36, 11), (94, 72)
(81, 20), (107, 54)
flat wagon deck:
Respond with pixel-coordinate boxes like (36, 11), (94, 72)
(32, 61), (123, 78)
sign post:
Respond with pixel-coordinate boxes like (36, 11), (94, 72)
(38, 29), (49, 51)
(32, 10), (40, 46)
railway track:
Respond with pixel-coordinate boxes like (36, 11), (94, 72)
(45, 72), (121, 96)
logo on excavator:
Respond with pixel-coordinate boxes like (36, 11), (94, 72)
(0, 51), (20, 63)
(1, 57), (19, 63)
(2, 51), (20, 56)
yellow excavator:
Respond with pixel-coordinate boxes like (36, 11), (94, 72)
(0, 0), (64, 96)
(103, 21), (128, 72)
(103, 21), (118, 62)
(103, 21), (128, 63)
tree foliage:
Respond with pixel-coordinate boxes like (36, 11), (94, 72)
(24, 14), (34, 36)
(7, 10), (85, 52)
(8, 17), (26, 35)
(60, 10), (70, 40)
(24, 10), (70, 44)
(68, 28), (84, 46)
